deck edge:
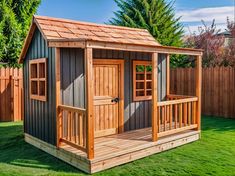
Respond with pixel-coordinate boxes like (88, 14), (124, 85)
(24, 133), (91, 174)
(90, 131), (200, 173)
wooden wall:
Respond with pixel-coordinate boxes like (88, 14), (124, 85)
(23, 28), (57, 145)
(60, 48), (167, 132)
(0, 68), (23, 122)
(170, 67), (235, 118)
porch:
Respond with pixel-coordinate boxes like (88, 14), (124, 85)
(54, 93), (200, 173)
(55, 41), (202, 173)
(58, 127), (200, 173)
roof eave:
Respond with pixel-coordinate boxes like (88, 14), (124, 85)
(18, 16), (48, 64)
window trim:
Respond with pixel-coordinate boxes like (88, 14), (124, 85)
(133, 60), (152, 101)
(29, 58), (47, 101)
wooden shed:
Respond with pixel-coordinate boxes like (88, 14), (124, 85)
(19, 15), (203, 174)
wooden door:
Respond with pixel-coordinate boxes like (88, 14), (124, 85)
(93, 59), (124, 138)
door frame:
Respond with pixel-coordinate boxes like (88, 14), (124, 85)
(93, 59), (125, 134)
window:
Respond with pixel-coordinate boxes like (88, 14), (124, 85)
(29, 58), (47, 101)
(133, 61), (152, 101)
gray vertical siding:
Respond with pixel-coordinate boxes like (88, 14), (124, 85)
(23, 28), (56, 145)
(60, 48), (85, 108)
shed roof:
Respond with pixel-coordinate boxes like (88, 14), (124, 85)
(34, 15), (160, 46)
(19, 15), (203, 63)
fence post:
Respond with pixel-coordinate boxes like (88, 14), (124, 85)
(195, 55), (202, 131)
(10, 68), (15, 121)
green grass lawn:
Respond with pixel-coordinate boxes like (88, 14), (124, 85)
(0, 116), (235, 176)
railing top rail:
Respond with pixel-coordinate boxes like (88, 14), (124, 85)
(167, 94), (196, 99)
(158, 97), (198, 106)
(58, 104), (86, 114)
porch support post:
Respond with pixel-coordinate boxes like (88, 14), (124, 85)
(166, 54), (170, 96)
(195, 55), (202, 131)
(85, 47), (94, 159)
(55, 47), (61, 148)
(152, 52), (158, 142)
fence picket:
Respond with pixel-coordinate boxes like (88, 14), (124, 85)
(171, 67), (235, 118)
(0, 68), (23, 122)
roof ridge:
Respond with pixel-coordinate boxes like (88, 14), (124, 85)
(34, 15), (148, 32)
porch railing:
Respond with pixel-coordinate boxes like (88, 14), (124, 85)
(157, 94), (198, 137)
(58, 105), (87, 153)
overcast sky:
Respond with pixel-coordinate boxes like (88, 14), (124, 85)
(37, 0), (235, 34)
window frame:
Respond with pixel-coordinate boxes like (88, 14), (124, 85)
(133, 60), (152, 101)
(29, 58), (47, 101)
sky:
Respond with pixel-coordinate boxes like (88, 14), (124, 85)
(37, 0), (235, 34)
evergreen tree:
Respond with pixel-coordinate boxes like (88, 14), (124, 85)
(0, 0), (41, 67)
(109, 0), (184, 47)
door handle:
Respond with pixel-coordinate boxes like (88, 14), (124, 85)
(111, 97), (120, 103)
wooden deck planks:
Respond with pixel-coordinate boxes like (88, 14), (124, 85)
(25, 127), (200, 174)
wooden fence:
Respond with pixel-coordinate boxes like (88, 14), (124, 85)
(0, 68), (23, 122)
(170, 67), (235, 118)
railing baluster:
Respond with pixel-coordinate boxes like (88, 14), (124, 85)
(169, 104), (172, 130)
(179, 103), (182, 128)
(158, 107), (161, 133)
(68, 111), (72, 141)
(74, 112), (77, 145)
(72, 111), (75, 142)
(188, 102), (191, 125)
(66, 111), (68, 140)
(183, 103), (187, 126)
(162, 106), (166, 131)
(193, 102), (196, 124)
(80, 113), (83, 146)
(174, 104), (178, 129)
(58, 108), (62, 145)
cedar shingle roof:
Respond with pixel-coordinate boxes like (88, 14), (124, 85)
(34, 15), (161, 46)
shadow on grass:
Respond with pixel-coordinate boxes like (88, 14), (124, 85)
(0, 123), (87, 175)
(201, 116), (235, 132)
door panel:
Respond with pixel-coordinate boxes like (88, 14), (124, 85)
(93, 61), (120, 137)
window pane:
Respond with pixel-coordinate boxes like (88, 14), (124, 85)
(147, 82), (152, 89)
(146, 73), (152, 80)
(146, 90), (152, 96)
(146, 65), (152, 72)
(136, 91), (144, 96)
(39, 63), (45, 78)
(136, 82), (144, 89)
(31, 81), (38, 95)
(136, 73), (144, 80)
(39, 81), (46, 96)
(31, 64), (37, 78)
(136, 65), (145, 72)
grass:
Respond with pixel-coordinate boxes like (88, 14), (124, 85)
(0, 116), (235, 176)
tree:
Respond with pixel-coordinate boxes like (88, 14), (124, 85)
(0, 0), (41, 67)
(185, 20), (225, 67)
(224, 19), (235, 66)
(109, 0), (184, 47)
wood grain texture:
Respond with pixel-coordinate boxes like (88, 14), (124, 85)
(93, 59), (124, 136)
(195, 56), (202, 131)
(56, 48), (61, 147)
(0, 68), (23, 122)
(151, 52), (158, 141)
(85, 47), (94, 159)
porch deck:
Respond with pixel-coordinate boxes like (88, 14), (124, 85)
(59, 126), (200, 173)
